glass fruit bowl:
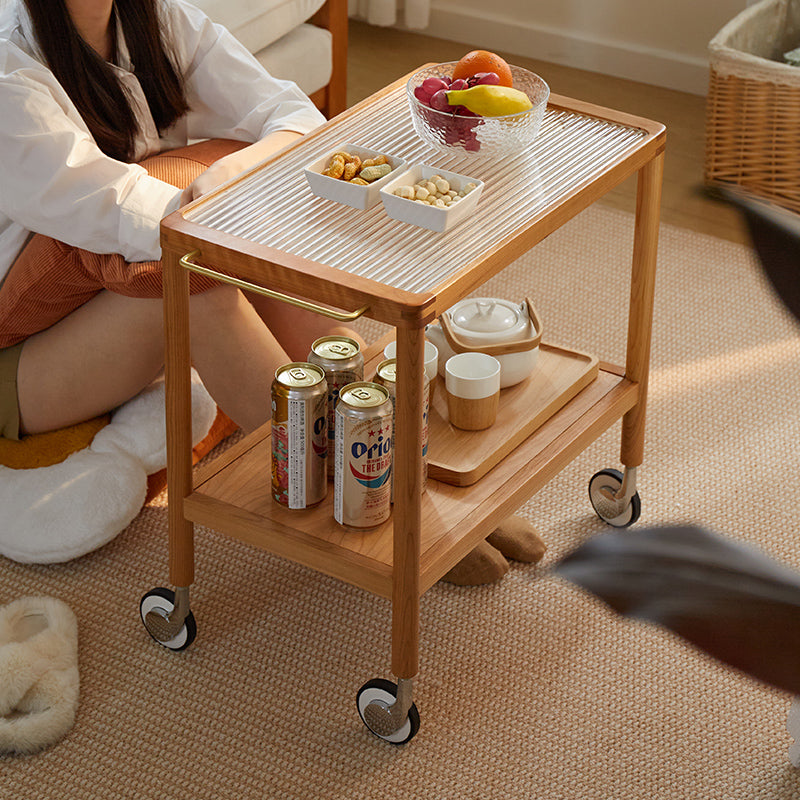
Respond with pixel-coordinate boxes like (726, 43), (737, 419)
(406, 63), (550, 157)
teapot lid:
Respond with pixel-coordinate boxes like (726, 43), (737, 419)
(452, 298), (520, 333)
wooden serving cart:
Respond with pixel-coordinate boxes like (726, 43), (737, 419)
(139, 69), (665, 744)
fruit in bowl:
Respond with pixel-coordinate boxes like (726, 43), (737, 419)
(407, 53), (549, 156)
(447, 85), (534, 116)
(451, 49), (514, 87)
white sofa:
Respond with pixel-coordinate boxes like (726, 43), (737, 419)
(191, 0), (348, 118)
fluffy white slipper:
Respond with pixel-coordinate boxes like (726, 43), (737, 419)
(0, 597), (79, 755)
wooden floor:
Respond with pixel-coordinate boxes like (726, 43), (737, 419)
(347, 21), (749, 245)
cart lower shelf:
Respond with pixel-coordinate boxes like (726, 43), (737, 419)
(184, 362), (638, 598)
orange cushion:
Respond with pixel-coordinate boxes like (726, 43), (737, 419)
(0, 414), (111, 470)
(0, 408), (237, 505)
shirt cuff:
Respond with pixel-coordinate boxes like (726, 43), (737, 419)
(117, 174), (183, 263)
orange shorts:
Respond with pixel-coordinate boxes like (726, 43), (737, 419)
(0, 138), (246, 350)
(0, 138), (246, 439)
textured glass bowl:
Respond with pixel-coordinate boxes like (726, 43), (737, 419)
(406, 63), (550, 157)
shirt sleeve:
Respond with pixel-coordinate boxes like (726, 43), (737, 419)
(163, 0), (326, 142)
(0, 52), (182, 262)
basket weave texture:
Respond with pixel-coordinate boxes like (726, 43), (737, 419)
(705, 0), (800, 212)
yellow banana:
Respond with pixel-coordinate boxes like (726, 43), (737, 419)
(446, 85), (533, 117)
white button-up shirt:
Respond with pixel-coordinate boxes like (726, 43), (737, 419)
(0, 0), (325, 284)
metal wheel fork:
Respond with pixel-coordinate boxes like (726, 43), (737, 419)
(606, 466), (638, 509)
(362, 678), (414, 737)
(143, 586), (190, 641)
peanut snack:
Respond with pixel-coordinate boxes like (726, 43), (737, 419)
(322, 152), (346, 179)
(391, 175), (476, 207)
(321, 151), (394, 184)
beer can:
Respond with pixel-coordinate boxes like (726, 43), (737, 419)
(308, 336), (364, 477)
(334, 382), (393, 528)
(271, 362), (328, 509)
(373, 358), (429, 498)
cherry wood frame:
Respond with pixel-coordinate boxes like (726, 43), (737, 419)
(159, 73), (665, 688)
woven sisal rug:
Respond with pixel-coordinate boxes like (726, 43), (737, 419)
(2, 203), (799, 799)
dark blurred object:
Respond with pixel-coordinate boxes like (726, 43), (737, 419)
(556, 526), (800, 695)
(555, 189), (800, 694)
(711, 184), (800, 323)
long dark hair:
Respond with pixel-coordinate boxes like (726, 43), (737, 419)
(23, 0), (189, 162)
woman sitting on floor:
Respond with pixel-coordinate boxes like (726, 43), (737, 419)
(0, 0), (544, 582)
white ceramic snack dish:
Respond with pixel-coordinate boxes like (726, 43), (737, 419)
(303, 143), (406, 210)
(379, 164), (484, 232)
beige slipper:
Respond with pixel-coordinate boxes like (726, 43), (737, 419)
(440, 540), (510, 586)
(0, 596), (79, 755)
(487, 515), (547, 563)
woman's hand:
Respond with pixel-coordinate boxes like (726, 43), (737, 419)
(181, 130), (303, 204)
(182, 149), (247, 202)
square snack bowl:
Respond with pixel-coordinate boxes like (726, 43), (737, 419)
(303, 143), (406, 211)
(379, 164), (484, 233)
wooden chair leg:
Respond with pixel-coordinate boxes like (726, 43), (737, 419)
(311, 0), (349, 118)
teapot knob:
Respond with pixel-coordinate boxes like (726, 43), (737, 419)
(476, 300), (495, 318)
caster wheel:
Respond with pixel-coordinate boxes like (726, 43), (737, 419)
(356, 678), (420, 744)
(140, 588), (196, 651)
(589, 468), (641, 528)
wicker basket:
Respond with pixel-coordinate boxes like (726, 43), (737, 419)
(705, 0), (800, 213)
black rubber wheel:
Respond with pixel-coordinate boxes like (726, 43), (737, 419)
(588, 468), (642, 528)
(140, 587), (197, 651)
(356, 678), (420, 744)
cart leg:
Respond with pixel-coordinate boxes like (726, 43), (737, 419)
(356, 324), (425, 743)
(355, 326), (424, 744)
(135, 242), (198, 648)
(163, 244), (196, 592)
(140, 246), (197, 650)
(621, 149), (664, 468)
(391, 325), (424, 682)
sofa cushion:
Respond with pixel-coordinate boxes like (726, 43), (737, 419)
(254, 23), (332, 95)
(192, 0), (327, 54)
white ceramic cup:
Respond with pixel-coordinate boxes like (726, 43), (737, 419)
(444, 353), (501, 430)
(383, 340), (439, 400)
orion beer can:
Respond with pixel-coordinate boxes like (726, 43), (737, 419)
(373, 358), (429, 498)
(334, 382), (393, 528)
(308, 336), (364, 477)
(271, 362), (328, 509)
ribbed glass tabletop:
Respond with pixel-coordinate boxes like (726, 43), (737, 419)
(185, 87), (646, 295)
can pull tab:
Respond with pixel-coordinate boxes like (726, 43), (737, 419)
(289, 367), (308, 381)
(352, 388), (372, 401)
(328, 343), (351, 356)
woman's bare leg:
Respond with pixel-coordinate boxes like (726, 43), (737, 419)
(17, 285), (288, 435)
(187, 285), (288, 431)
(246, 294), (367, 361)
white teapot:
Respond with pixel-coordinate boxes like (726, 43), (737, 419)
(425, 297), (543, 388)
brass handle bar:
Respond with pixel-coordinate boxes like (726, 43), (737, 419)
(179, 251), (369, 322)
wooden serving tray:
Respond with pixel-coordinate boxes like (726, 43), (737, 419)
(426, 342), (599, 486)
